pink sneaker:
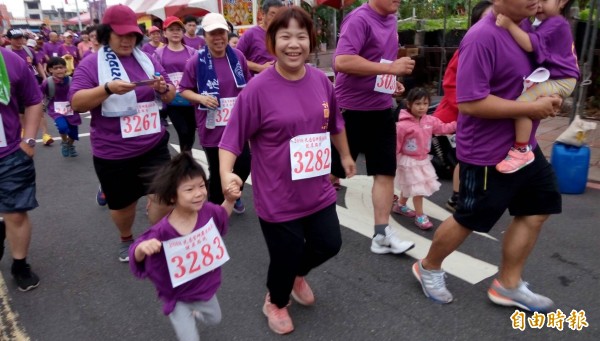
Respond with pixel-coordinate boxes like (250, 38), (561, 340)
(415, 215), (433, 230)
(392, 202), (417, 217)
(496, 148), (535, 174)
(291, 276), (315, 306)
(263, 294), (294, 334)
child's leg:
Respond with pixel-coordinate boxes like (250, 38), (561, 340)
(191, 295), (222, 326)
(168, 301), (201, 341)
(413, 195), (424, 216)
(513, 117), (532, 152)
(55, 118), (70, 157)
(398, 193), (409, 206)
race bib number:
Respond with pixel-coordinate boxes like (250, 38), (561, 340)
(163, 218), (230, 288)
(290, 132), (331, 181)
(214, 97), (236, 127)
(374, 59), (397, 94)
(168, 72), (183, 92)
(0, 115), (7, 148)
(120, 101), (161, 138)
(54, 101), (73, 116)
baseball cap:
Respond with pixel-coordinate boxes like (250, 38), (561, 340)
(148, 26), (160, 34)
(102, 5), (143, 36)
(6, 29), (24, 39)
(163, 16), (184, 30)
(63, 32), (73, 37)
(201, 13), (230, 33)
(26, 39), (36, 47)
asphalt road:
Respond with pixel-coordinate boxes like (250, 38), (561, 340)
(1, 117), (599, 341)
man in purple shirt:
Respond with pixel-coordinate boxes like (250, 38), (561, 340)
(0, 45), (44, 292)
(182, 16), (206, 49)
(43, 31), (64, 61)
(6, 29), (45, 78)
(412, 0), (562, 313)
(235, 0), (282, 74)
(332, 0), (415, 255)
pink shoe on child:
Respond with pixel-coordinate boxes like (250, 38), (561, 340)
(392, 202), (417, 217)
(415, 215), (433, 230)
(496, 148), (535, 174)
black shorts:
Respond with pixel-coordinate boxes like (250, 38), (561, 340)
(93, 133), (171, 210)
(453, 146), (561, 233)
(0, 149), (38, 213)
(331, 108), (396, 178)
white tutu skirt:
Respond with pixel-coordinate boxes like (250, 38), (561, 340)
(394, 155), (441, 197)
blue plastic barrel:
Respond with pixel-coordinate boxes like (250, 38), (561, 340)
(550, 142), (590, 194)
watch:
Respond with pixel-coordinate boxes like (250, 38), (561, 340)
(23, 138), (36, 147)
(104, 82), (113, 95)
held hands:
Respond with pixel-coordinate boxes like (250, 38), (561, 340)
(530, 94), (562, 120)
(495, 14), (513, 29)
(106, 80), (136, 95)
(388, 57), (415, 76)
(223, 181), (242, 202)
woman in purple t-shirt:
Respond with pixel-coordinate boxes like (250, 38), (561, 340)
(69, 5), (176, 263)
(219, 7), (356, 335)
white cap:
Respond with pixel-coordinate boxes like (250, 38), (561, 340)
(201, 13), (230, 33)
(26, 39), (36, 47)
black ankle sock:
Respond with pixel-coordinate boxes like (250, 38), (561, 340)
(12, 258), (27, 272)
(374, 224), (387, 236)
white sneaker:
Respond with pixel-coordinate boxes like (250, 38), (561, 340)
(370, 226), (415, 254)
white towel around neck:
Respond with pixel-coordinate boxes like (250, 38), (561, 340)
(98, 45), (155, 117)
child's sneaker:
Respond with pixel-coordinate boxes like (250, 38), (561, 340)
(42, 133), (54, 146)
(69, 144), (78, 157)
(262, 293), (294, 334)
(96, 186), (107, 206)
(61, 142), (69, 157)
(415, 215), (433, 230)
(233, 198), (245, 214)
(496, 148), (534, 174)
(392, 202), (416, 217)
(11, 264), (40, 292)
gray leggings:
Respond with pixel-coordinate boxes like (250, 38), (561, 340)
(168, 295), (222, 341)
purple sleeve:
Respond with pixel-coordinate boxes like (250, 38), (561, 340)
(334, 16), (368, 57)
(528, 17), (565, 65)
(236, 31), (251, 58)
(219, 84), (262, 155)
(68, 56), (98, 101)
(128, 225), (162, 279)
(179, 53), (199, 92)
(456, 41), (494, 103)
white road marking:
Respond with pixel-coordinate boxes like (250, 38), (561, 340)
(0, 275), (30, 340)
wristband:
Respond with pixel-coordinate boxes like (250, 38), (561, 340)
(104, 82), (113, 95)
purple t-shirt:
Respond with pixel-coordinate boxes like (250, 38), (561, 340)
(61, 44), (79, 63)
(34, 49), (46, 66)
(529, 16), (579, 79)
(183, 35), (205, 50)
(43, 41), (64, 59)
(141, 42), (161, 56)
(129, 202), (229, 315)
(8, 47), (38, 75)
(0, 48), (43, 158)
(68, 51), (171, 160)
(179, 49), (252, 147)
(219, 66), (344, 223)
(236, 26), (275, 69)
(41, 77), (82, 125)
(456, 13), (537, 165)
(154, 47), (196, 74)
(334, 4), (399, 110)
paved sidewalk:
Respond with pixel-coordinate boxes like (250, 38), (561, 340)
(536, 116), (600, 184)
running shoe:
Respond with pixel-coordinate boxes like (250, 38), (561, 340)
(370, 226), (415, 254)
(445, 193), (459, 213)
(487, 279), (554, 313)
(233, 198), (245, 214)
(412, 260), (453, 304)
(69, 144), (78, 157)
(119, 239), (133, 262)
(61, 142), (69, 157)
(496, 148), (534, 174)
(415, 215), (433, 230)
(42, 133), (54, 146)
(96, 186), (107, 206)
(392, 203), (417, 217)
(263, 293), (294, 335)
(291, 276), (315, 306)
(11, 264), (40, 292)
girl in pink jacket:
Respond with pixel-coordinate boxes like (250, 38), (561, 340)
(393, 88), (457, 229)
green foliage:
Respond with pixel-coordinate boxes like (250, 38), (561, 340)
(399, 0), (468, 19)
(398, 17), (468, 32)
(579, 8), (598, 21)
